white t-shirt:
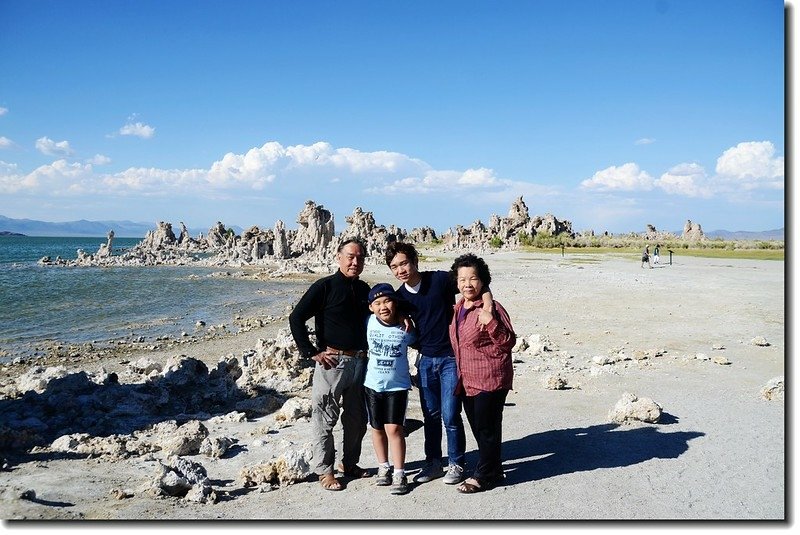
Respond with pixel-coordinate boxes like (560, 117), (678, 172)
(364, 315), (417, 392)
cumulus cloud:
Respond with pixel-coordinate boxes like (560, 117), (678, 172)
(0, 107), (7, 116)
(86, 154), (112, 165)
(35, 137), (75, 157)
(0, 141), (537, 206)
(582, 140), (783, 201)
(119, 121), (156, 139)
(655, 163), (712, 198)
(207, 141), (430, 190)
(368, 168), (503, 195)
(635, 138), (655, 145)
(580, 163), (654, 191)
(0, 136), (13, 148)
(0, 159), (95, 195)
(0, 161), (28, 193)
(715, 141), (784, 187)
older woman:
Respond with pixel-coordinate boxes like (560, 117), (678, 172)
(448, 253), (516, 493)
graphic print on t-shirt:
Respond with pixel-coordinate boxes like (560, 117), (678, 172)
(364, 315), (416, 392)
(368, 328), (406, 373)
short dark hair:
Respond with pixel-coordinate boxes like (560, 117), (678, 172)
(450, 253), (491, 287)
(338, 237), (367, 256)
(385, 241), (418, 267)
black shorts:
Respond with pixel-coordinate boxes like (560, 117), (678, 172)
(364, 387), (408, 429)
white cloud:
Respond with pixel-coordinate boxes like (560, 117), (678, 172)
(86, 154), (112, 166)
(0, 159), (94, 194)
(0, 107), (7, 116)
(207, 141), (430, 189)
(635, 138), (655, 145)
(715, 141), (783, 186)
(0, 140), (538, 207)
(0, 136), (13, 148)
(35, 137), (75, 157)
(119, 122), (156, 139)
(0, 140), (558, 228)
(0, 161), (28, 193)
(655, 163), (712, 198)
(367, 167), (506, 195)
(102, 166), (207, 193)
(580, 163), (654, 191)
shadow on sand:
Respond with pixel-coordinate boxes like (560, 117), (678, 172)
(498, 421), (704, 485)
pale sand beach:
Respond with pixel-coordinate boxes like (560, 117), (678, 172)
(0, 250), (786, 524)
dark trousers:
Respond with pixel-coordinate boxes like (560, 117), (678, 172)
(462, 388), (509, 482)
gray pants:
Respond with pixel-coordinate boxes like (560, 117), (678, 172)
(310, 356), (368, 475)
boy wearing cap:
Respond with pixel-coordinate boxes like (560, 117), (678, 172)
(385, 241), (494, 486)
(365, 282), (418, 495)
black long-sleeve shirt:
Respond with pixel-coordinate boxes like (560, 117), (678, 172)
(289, 270), (370, 358)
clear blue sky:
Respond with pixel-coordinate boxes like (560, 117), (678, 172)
(0, 0), (786, 235)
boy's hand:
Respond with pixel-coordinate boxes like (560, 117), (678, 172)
(478, 307), (493, 330)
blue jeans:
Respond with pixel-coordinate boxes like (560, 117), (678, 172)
(417, 354), (466, 467)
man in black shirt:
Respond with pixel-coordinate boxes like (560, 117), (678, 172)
(289, 238), (371, 491)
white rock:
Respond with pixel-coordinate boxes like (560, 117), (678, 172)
(608, 392), (662, 424)
(760, 376), (784, 401)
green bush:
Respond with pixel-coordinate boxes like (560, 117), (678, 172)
(489, 236), (504, 248)
(517, 231), (534, 246)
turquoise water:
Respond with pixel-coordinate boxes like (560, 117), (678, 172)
(0, 236), (306, 362)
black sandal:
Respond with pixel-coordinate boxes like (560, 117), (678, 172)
(456, 477), (485, 494)
(338, 463), (371, 479)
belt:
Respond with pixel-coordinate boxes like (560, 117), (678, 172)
(327, 347), (366, 358)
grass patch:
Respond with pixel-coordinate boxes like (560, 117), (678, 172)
(521, 246), (631, 255)
(519, 246), (783, 261)
(665, 248), (784, 261)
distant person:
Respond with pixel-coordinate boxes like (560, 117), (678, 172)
(653, 244), (661, 265)
(364, 283), (417, 496)
(385, 241), (494, 486)
(448, 253), (516, 494)
(641, 245), (652, 269)
(288, 238), (372, 491)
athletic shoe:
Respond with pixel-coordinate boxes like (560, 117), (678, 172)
(376, 465), (392, 486)
(390, 473), (409, 495)
(442, 463), (465, 485)
(413, 460), (444, 483)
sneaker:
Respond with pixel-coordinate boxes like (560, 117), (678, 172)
(442, 464), (465, 485)
(390, 473), (409, 495)
(413, 460), (444, 483)
(376, 465), (392, 486)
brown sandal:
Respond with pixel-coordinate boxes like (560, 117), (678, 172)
(319, 473), (343, 491)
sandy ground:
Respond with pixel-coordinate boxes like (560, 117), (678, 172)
(0, 250), (787, 528)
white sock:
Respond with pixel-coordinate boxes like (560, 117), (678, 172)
(379, 462), (390, 469)
(393, 468), (405, 477)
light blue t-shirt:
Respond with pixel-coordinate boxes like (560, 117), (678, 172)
(364, 314), (417, 392)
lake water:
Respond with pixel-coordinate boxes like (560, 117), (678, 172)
(0, 236), (308, 363)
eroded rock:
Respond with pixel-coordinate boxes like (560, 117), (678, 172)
(608, 392), (662, 424)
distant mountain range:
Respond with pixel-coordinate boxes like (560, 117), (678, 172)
(0, 215), (243, 238)
(0, 214), (784, 241)
(702, 228), (784, 241)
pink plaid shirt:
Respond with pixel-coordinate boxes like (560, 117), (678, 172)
(449, 299), (516, 396)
